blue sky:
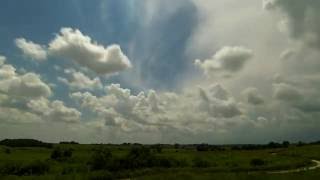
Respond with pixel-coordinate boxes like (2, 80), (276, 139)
(0, 0), (320, 144)
(0, 0), (198, 92)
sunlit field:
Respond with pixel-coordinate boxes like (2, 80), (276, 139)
(1, 139), (320, 179)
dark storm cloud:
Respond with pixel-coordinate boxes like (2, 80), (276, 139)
(265, 0), (320, 48)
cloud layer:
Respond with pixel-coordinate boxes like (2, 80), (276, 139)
(28, 98), (81, 123)
(1, 0), (320, 143)
(71, 83), (243, 134)
(264, 0), (320, 48)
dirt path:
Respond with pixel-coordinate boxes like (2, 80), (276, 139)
(268, 160), (320, 174)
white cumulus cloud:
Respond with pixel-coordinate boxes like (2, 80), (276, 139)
(15, 38), (47, 61)
(0, 62), (51, 98)
(58, 69), (102, 91)
(0, 55), (6, 65)
(195, 46), (253, 77)
(28, 97), (81, 123)
(71, 83), (243, 133)
(48, 28), (132, 74)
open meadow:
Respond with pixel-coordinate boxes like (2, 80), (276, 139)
(1, 139), (320, 179)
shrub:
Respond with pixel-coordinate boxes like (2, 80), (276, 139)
(87, 146), (189, 172)
(3, 148), (11, 154)
(122, 147), (155, 169)
(63, 148), (73, 158)
(51, 148), (63, 160)
(156, 157), (173, 168)
(88, 148), (113, 170)
(51, 147), (73, 161)
(0, 162), (19, 175)
(23, 160), (50, 175)
(192, 157), (210, 168)
(151, 144), (162, 153)
(0, 160), (49, 176)
(88, 171), (114, 180)
(250, 158), (265, 167)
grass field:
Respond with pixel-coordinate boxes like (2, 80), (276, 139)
(1, 142), (320, 179)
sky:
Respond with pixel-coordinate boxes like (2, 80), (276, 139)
(0, 0), (320, 144)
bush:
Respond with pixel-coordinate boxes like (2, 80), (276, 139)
(151, 144), (162, 153)
(87, 146), (189, 172)
(63, 148), (73, 158)
(192, 157), (210, 168)
(0, 160), (49, 176)
(250, 158), (266, 167)
(88, 148), (113, 170)
(50, 147), (73, 161)
(23, 160), (50, 175)
(88, 171), (114, 180)
(51, 148), (62, 160)
(122, 147), (155, 169)
(3, 148), (11, 154)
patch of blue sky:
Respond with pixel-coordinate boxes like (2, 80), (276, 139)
(0, 0), (199, 103)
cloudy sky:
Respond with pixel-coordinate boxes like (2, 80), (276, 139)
(0, 0), (320, 144)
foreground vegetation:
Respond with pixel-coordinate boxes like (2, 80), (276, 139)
(0, 139), (320, 179)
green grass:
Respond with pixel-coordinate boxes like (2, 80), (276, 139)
(1, 144), (320, 179)
(137, 170), (320, 180)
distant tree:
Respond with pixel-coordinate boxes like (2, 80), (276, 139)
(267, 141), (282, 148)
(174, 143), (181, 149)
(0, 139), (52, 148)
(297, 141), (306, 147)
(196, 144), (210, 151)
(210, 145), (225, 151)
(282, 141), (290, 148)
(309, 141), (320, 145)
(59, 141), (79, 145)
